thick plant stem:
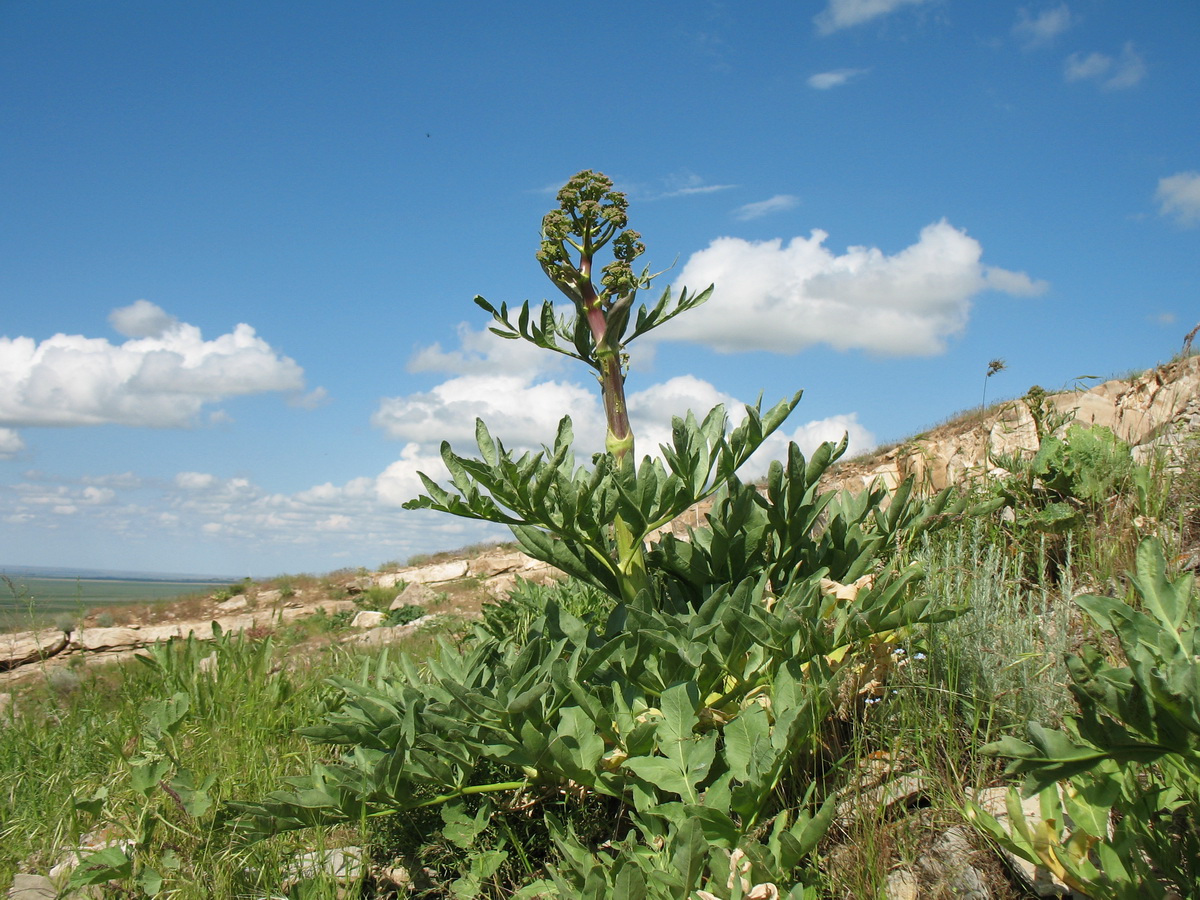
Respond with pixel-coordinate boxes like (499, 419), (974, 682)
(579, 256), (648, 602)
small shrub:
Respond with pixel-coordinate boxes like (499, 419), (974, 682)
(385, 603), (426, 627)
(53, 613), (77, 634)
(46, 668), (81, 694)
(355, 584), (401, 612)
(970, 538), (1200, 898)
(94, 611), (116, 628)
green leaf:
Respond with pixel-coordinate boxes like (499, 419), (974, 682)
(138, 866), (164, 897)
(73, 786), (108, 819)
(131, 757), (172, 797)
(68, 846), (133, 888)
(169, 769), (216, 818)
(1130, 537), (1192, 636)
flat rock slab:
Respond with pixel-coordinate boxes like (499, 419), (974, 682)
(0, 630), (68, 670)
(7, 874), (56, 899)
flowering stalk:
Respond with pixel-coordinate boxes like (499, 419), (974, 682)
(534, 172), (654, 598)
(537, 171), (647, 466)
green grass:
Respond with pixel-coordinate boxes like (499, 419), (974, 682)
(0, 629), (376, 897)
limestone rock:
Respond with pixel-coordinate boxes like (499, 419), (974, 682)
(828, 356), (1200, 496)
(342, 615), (437, 646)
(390, 581), (436, 609)
(970, 787), (1075, 898)
(6, 874), (57, 900)
(350, 610), (386, 629)
(884, 867), (918, 900)
(287, 845), (365, 882)
(917, 826), (992, 899)
(467, 551), (532, 578)
(0, 629), (68, 671)
(403, 560), (469, 584)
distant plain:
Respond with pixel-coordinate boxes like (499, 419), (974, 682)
(0, 576), (226, 630)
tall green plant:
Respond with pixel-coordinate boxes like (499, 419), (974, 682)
(467, 171), (711, 603)
(234, 170), (986, 896)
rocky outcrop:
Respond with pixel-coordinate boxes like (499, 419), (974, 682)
(831, 355), (1200, 495)
(1, 599), (354, 679)
(0, 549), (558, 678)
(0, 629), (70, 672)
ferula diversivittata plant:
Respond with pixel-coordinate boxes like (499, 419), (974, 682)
(417, 169), (728, 604)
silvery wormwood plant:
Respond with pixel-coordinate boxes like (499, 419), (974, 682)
(230, 171), (986, 899)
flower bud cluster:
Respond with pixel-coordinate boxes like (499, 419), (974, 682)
(555, 170), (629, 231)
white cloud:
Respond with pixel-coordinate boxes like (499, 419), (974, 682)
(815, 0), (932, 35)
(289, 387), (330, 410)
(1, 356), (875, 572)
(655, 172), (738, 200)
(1156, 171), (1200, 226)
(408, 322), (554, 378)
(982, 266), (1047, 296)
(624, 376), (875, 473)
(1064, 51), (1109, 81)
(1065, 43), (1145, 89)
(0, 429), (24, 459)
(655, 220), (1047, 356)
(1013, 4), (1072, 48)
(81, 486), (115, 504)
(734, 195), (801, 221)
(374, 326), (875, 486)
(109, 299), (178, 338)
(176, 472), (216, 490)
(373, 373), (602, 449)
(0, 302), (306, 429)
(807, 69), (868, 90)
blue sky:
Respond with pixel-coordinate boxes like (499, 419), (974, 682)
(2, 1), (1197, 578)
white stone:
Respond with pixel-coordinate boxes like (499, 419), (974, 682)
(350, 610), (386, 628)
(970, 787), (1073, 898)
(390, 582), (436, 609)
(404, 560), (468, 584)
(884, 867), (918, 900)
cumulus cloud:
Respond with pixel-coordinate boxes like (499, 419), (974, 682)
(1065, 43), (1145, 89)
(815, 0), (932, 35)
(1156, 171), (1200, 226)
(8, 452), (499, 568)
(1, 342), (877, 572)
(176, 472), (216, 490)
(373, 373), (602, 449)
(624, 376), (876, 472)
(372, 324), (876, 483)
(407, 322), (554, 378)
(734, 195), (801, 221)
(1013, 4), (1072, 48)
(807, 69), (868, 90)
(108, 299), (178, 338)
(655, 220), (1047, 356)
(0, 302), (307, 428)
(0, 428), (24, 459)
